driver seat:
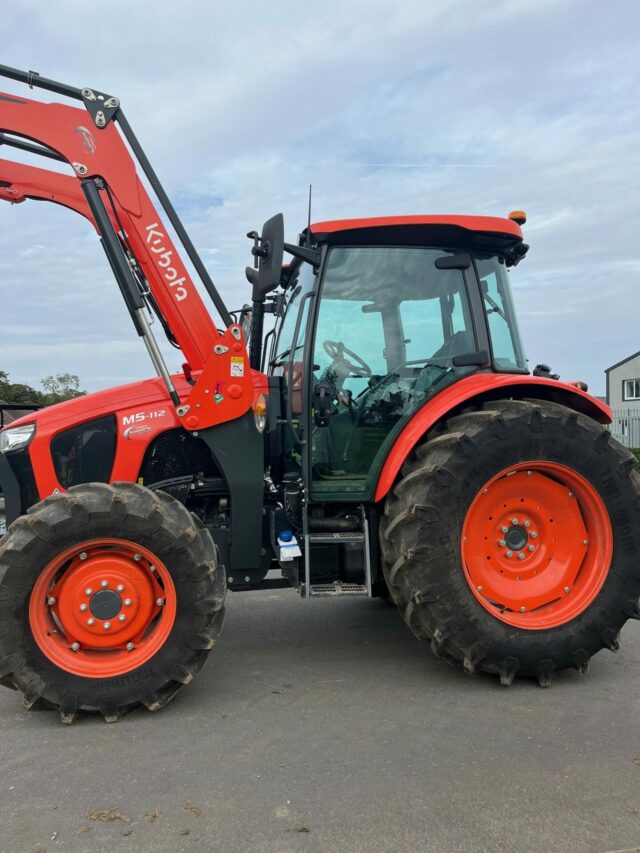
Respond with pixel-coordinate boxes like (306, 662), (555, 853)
(431, 330), (474, 360)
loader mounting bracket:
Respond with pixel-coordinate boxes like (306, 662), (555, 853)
(81, 87), (120, 128)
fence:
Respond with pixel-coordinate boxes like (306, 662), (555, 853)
(0, 402), (42, 428)
(610, 409), (640, 449)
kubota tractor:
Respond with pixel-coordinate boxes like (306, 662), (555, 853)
(0, 64), (638, 723)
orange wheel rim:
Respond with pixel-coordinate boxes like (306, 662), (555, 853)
(29, 539), (177, 677)
(461, 462), (613, 629)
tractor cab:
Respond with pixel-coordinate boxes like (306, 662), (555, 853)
(264, 215), (529, 502)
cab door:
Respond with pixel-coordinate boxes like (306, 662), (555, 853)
(269, 262), (316, 457)
(309, 246), (478, 500)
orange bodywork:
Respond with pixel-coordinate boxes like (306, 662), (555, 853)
(373, 373), (611, 502)
(310, 214), (523, 239)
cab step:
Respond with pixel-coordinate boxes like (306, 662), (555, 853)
(307, 531), (365, 544)
(307, 581), (369, 598)
(303, 506), (372, 599)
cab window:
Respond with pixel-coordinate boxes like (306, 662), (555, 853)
(271, 262), (315, 366)
(476, 255), (527, 371)
(311, 247), (476, 497)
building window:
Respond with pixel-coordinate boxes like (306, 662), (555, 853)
(623, 379), (640, 401)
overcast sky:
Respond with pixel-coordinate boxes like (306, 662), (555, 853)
(0, 0), (638, 396)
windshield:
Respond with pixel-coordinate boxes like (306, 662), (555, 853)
(311, 246), (477, 497)
(475, 255), (527, 372)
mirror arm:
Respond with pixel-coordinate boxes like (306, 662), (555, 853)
(283, 242), (320, 268)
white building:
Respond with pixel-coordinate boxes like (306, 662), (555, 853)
(606, 351), (640, 448)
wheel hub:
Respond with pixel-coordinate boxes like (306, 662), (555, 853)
(504, 523), (528, 552)
(89, 589), (122, 620)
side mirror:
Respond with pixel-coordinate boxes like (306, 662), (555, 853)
(245, 213), (284, 301)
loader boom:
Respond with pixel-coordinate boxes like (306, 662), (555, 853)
(0, 91), (219, 372)
(0, 63), (264, 437)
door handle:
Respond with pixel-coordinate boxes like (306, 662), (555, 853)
(313, 383), (332, 427)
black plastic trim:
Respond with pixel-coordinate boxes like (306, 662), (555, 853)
(199, 409), (265, 573)
(0, 450), (22, 526)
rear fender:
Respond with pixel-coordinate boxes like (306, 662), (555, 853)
(374, 374), (611, 502)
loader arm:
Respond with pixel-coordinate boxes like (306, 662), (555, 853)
(0, 156), (108, 223)
(0, 94), (218, 371)
(0, 65), (261, 433)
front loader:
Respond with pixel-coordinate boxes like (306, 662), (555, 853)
(0, 64), (638, 723)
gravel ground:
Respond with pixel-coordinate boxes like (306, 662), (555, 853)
(1, 587), (639, 853)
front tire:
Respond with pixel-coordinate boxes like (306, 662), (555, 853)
(381, 399), (640, 685)
(0, 482), (225, 722)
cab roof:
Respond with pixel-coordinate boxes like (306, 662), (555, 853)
(309, 215), (522, 239)
(304, 214), (524, 260)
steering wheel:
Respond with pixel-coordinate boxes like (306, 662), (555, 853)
(322, 340), (372, 378)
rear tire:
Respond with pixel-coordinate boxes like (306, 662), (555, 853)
(0, 482), (225, 722)
(381, 399), (640, 685)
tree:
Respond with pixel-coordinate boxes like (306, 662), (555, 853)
(0, 372), (86, 407)
(0, 372), (41, 405)
(40, 373), (85, 404)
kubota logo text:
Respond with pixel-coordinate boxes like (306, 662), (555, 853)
(146, 223), (188, 302)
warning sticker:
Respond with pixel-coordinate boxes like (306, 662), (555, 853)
(230, 357), (245, 377)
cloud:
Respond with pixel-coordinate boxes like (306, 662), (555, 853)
(0, 0), (639, 395)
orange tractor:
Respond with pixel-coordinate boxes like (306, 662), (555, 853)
(0, 64), (638, 723)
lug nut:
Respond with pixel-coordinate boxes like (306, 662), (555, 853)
(564, 586), (570, 593)
(118, 614), (126, 622)
(85, 587), (93, 596)
(511, 517), (519, 525)
(524, 520), (531, 528)
(528, 544), (535, 552)
(117, 584), (125, 592)
(583, 539), (589, 546)
(530, 531), (538, 539)
(520, 606), (526, 613)
(126, 642), (135, 651)
(149, 565), (156, 573)
(101, 580), (108, 588)
(47, 596), (56, 605)
(518, 553), (525, 560)
(499, 539), (506, 547)
(124, 598), (132, 606)
(87, 618), (95, 626)
(79, 552), (88, 561)
(70, 642), (80, 651)
(156, 598), (164, 606)
(501, 526), (509, 534)
(80, 603), (88, 612)
(133, 553), (142, 562)
(477, 585), (483, 592)
(506, 550), (513, 558)
(103, 622), (111, 630)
